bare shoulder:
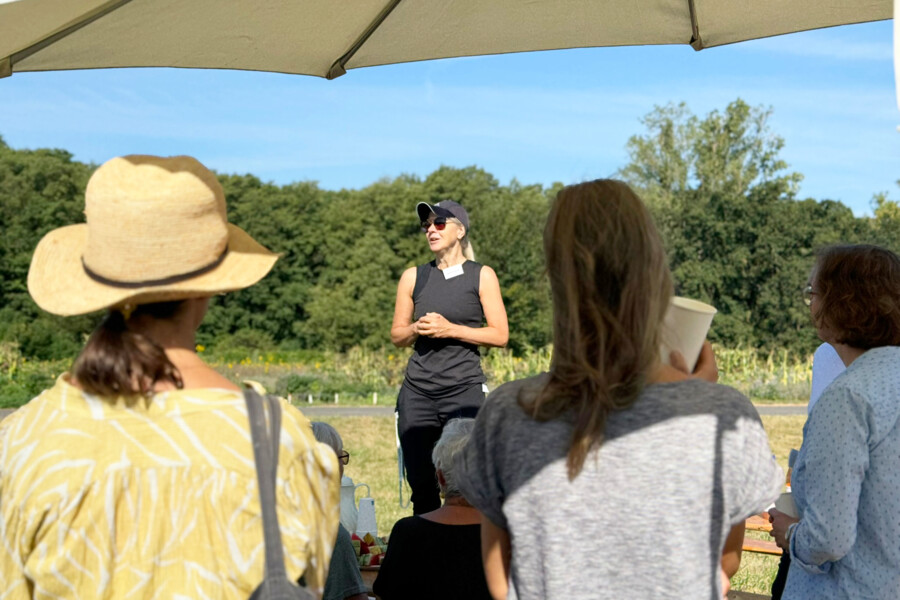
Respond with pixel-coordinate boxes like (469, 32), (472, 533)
(479, 264), (500, 283)
(399, 266), (418, 287)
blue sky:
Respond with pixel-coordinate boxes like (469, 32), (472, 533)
(0, 20), (896, 216)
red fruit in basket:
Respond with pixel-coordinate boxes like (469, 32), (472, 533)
(370, 553), (381, 566)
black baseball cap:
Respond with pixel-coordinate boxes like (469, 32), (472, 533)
(416, 200), (470, 232)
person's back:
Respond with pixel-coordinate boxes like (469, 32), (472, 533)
(0, 154), (340, 598)
(454, 180), (781, 600)
(0, 380), (336, 598)
(375, 418), (491, 600)
(457, 374), (781, 600)
(374, 516), (490, 600)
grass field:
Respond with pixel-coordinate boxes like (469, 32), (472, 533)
(314, 412), (807, 597)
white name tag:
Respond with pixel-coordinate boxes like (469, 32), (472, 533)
(442, 264), (464, 279)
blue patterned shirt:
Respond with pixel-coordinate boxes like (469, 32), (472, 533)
(785, 346), (900, 599)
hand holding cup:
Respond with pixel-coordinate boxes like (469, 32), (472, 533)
(660, 297), (717, 372)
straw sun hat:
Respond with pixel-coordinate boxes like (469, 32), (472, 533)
(28, 155), (279, 316)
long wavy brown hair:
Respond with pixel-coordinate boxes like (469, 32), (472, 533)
(520, 179), (673, 479)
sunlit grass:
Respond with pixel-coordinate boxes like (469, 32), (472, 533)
(307, 415), (412, 536)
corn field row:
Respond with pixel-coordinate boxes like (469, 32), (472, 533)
(1, 343), (812, 406)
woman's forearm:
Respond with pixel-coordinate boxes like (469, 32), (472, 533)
(721, 523), (745, 579)
(481, 515), (511, 600)
(447, 323), (508, 348)
(390, 323), (418, 347)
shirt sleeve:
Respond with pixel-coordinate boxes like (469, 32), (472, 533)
(724, 399), (784, 523)
(373, 519), (408, 599)
(278, 401), (341, 595)
(0, 412), (31, 600)
(454, 393), (509, 530)
(790, 385), (869, 574)
(809, 344), (845, 411)
(323, 525), (368, 600)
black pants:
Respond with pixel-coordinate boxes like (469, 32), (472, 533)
(397, 382), (484, 514)
(771, 552), (790, 599)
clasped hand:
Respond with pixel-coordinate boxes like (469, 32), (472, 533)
(768, 508), (799, 549)
(415, 312), (455, 338)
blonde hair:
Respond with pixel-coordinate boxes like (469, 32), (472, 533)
(449, 217), (476, 261)
(520, 179), (672, 479)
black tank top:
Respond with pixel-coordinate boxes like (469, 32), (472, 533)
(404, 260), (486, 396)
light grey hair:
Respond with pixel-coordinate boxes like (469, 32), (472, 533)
(311, 421), (343, 455)
(431, 418), (476, 499)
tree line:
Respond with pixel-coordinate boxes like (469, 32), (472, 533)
(1, 99), (897, 361)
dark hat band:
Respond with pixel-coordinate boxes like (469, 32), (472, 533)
(81, 248), (229, 289)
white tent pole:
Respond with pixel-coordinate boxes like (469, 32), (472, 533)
(895, 0), (899, 114)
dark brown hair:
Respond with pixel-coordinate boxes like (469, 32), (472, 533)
(72, 301), (185, 396)
(812, 244), (900, 349)
(520, 179), (673, 479)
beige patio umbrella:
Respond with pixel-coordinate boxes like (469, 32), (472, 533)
(0, 0), (892, 80)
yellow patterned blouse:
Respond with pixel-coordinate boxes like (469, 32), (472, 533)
(0, 376), (340, 599)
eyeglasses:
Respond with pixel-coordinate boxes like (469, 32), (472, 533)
(802, 284), (818, 307)
(338, 451), (350, 466)
(421, 216), (449, 231)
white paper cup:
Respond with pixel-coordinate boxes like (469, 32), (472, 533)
(660, 296), (717, 372)
(774, 491), (798, 519)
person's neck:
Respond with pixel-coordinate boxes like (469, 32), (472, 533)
(130, 321), (198, 367)
(434, 248), (465, 269)
(831, 343), (866, 367)
(128, 316), (227, 388)
(443, 495), (472, 508)
(419, 496), (481, 525)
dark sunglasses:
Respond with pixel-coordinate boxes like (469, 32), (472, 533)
(338, 451), (350, 466)
(421, 216), (449, 231)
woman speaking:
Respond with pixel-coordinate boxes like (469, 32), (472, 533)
(391, 200), (508, 514)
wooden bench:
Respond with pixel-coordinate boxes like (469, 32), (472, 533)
(742, 513), (782, 556)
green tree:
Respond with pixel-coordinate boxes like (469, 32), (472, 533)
(0, 138), (95, 359)
(869, 182), (900, 253)
(619, 100), (858, 352)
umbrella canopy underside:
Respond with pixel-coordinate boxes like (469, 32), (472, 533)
(0, 0), (893, 79)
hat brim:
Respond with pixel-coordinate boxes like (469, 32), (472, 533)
(416, 202), (435, 223)
(416, 202), (457, 223)
(28, 223), (279, 316)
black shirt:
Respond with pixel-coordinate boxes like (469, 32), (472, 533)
(404, 261), (486, 396)
(373, 516), (491, 600)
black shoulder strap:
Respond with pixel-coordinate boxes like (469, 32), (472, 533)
(469, 261), (483, 294)
(412, 261), (433, 300)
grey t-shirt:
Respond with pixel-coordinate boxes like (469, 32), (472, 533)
(322, 525), (368, 600)
(455, 375), (783, 600)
